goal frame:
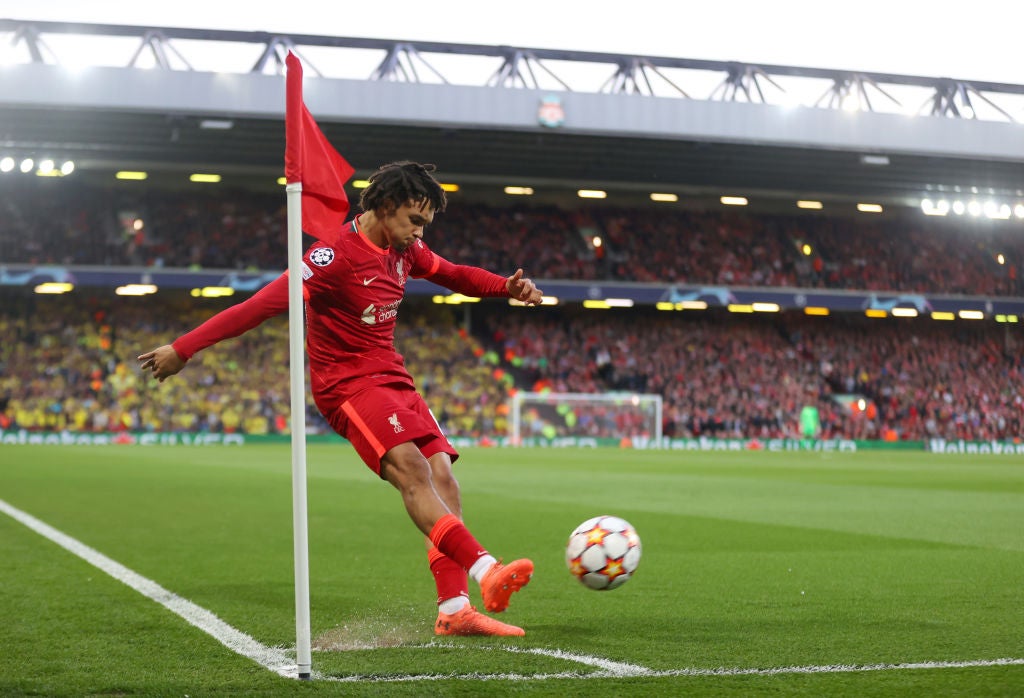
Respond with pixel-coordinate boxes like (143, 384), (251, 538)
(509, 391), (663, 446)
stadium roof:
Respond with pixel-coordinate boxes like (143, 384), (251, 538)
(2, 19), (1024, 209)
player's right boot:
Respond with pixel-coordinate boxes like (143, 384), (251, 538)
(434, 605), (525, 636)
(480, 558), (534, 613)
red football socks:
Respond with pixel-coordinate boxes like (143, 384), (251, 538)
(427, 546), (469, 604)
(428, 514), (489, 572)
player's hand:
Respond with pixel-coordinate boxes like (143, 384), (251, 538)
(137, 345), (186, 382)
(506, 268), (543, 306)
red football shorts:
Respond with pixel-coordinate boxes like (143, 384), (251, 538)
(318, 383), (458, 476)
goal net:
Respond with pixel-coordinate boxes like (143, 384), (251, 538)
(509, 392), (663, 446)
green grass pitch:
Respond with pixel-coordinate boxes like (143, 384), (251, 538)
(1, 444), (1022, 696)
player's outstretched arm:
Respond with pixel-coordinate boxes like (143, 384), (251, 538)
(425, 254), (544, 305)
(137, 345), (186, 382)
(137, 272), (290, 383)
(505, 268), (543, 306)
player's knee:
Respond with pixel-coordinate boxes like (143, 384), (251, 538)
(383, 450), (433, 491)
(433, 469), (460, 500)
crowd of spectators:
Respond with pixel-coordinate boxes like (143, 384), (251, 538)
(0, 180), (289, 270)
(2, 180), (1021, 296)
(5, 291), (1021, 442)
(483, 308), (851, 440)
(481, 306), (1024, 441)
(4, 179), (1023, 443)
(783, 315), (1024, 441)
(0, 293), (508, 440)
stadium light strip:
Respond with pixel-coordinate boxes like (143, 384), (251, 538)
(720, 196), (748, 206)
(504, 186), (534, 196)
(190, 287), (235, 298)
(650, 193), (678, 202)
(865, 309), (887, 318)
(656, 300), (711, 311)
(752, 302), (780, 312)
(796, 200), (823, 210)
(189, 173), (222, 183)
(804, 307), (830, 316)
(890, 308), (919, 317)
(577, 189), (607, 199)
(115, 284), (158, 296)
(931, 311), (955, 321)
(857, 203), (883, 213)
(958, 310), (985, 320)
(116, 171), (148, 180)
(199, 119), (233, 130)
(34, 282), (73, 294)
(995, 314), (1020, 323)
(509, 296), (558, 306)
(921, 199), (949, 216)
(432, 293), (481, 304)
(727, 304), (754, 313)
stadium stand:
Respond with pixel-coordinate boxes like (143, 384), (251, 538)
(2, 21), (1023, 448)
(2, 180), (1022, 296)
(3, 288), (1021, 441)
(0, 292), (508, 439)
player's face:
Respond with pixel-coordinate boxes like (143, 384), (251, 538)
(384, 200), (435, 251)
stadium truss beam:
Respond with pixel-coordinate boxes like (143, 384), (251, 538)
(371, 43), (448, 83)
(709, 63), (781, 103)
(600, 57), (689, 97)
(928, 79), (1014, 121)
(814, 74), (902, 112)
(127, 30), (193, 70)
(488, 49), (571, 90)
(2, 19), (1022, 121)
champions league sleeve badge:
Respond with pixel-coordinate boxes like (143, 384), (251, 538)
(309, 247), (335, 267)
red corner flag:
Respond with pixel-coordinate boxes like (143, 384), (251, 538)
(285, 51), (355, 242)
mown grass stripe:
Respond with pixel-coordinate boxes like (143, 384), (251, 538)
(3, 495), (1021, 685)
(0, 498), (297, 678)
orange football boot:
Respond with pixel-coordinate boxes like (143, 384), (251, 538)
(480, 558), (534, 613)
(434, 605), (525, 636)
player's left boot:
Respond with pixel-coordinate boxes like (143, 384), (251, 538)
(434, 605), (525, 636)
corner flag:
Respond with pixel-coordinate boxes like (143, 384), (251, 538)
(284, 51), (355, 241)
(283, 50), (356, 681)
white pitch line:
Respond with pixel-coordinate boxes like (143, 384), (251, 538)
(329, 644), (1024, 682)
(322, 657), (1024, 684)
(3, 497), (1022, 685)
(0, 498), (298, 679)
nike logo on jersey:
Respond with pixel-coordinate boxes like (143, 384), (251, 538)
(363, 276), (377, 285)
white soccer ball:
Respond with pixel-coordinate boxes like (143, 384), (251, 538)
(565, 515), (641, 590)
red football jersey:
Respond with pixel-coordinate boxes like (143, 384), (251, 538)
(302, 218), (442, 399)
(173, 217), (510, 404)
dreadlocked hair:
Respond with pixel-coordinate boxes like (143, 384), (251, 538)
(359, 161), (447, 215)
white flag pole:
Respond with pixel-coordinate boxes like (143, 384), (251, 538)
(285, 181), (312, 680)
